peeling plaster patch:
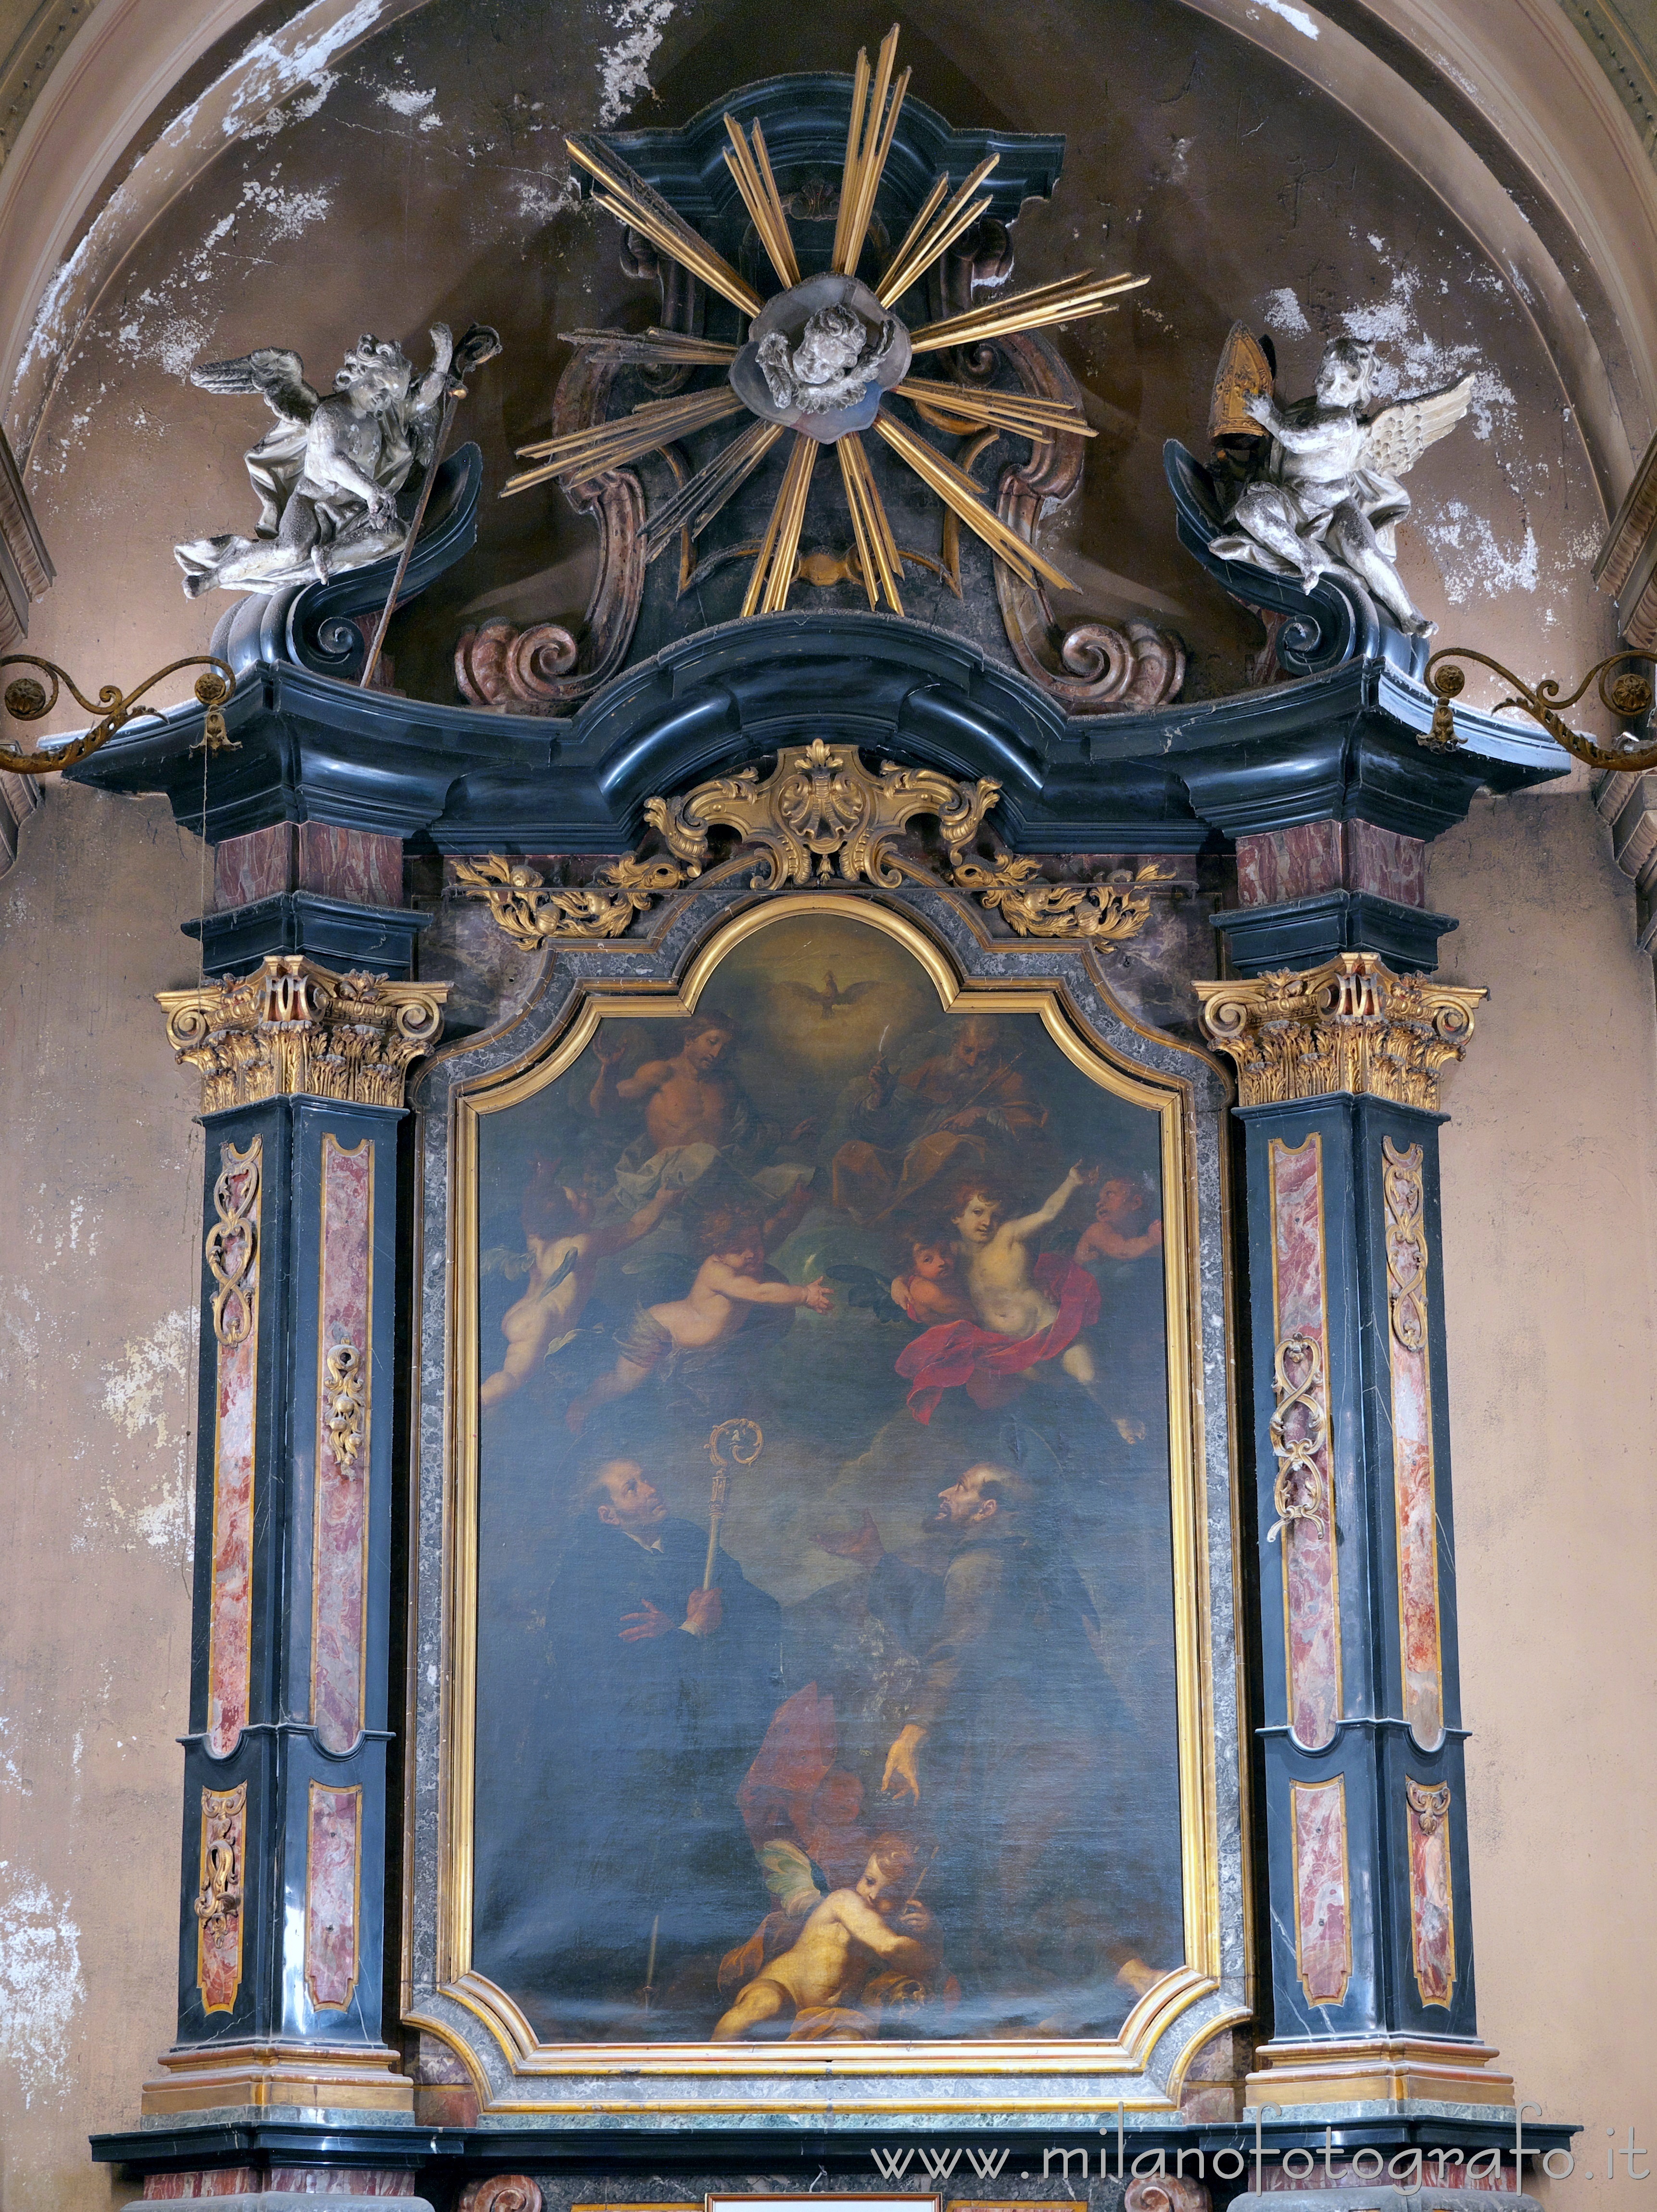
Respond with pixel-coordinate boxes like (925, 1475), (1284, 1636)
(379, 82), (435, 114)
(239, 178), (333, 241)
(0, 1719), (26, 1795)
(1262, 286), (1310, 336)
(513, 174), (581, 223)
(247, 73), (340, 140)
(102, 1309), (194, 1448)
(0, 1869), (83, 2108)
(597, 0), (676, 127)
(1420, 499), (1540, 603)
(11, 0), (395, 444)
(1249, 0), (1319, 35)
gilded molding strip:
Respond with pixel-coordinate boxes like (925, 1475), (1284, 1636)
(1290, 1776), (1352, 2008)
(1268, 1136), (1342, 1749)
(311, 1135), (374, 1754)
(206, 1139), (260, 1756)
(1195, 952), (1485, 1109)
(194, 1780), (247, 2015)
(1382, 1137), (1445, 1748)
(1405, 1777), (1455, 2007)
(305, 1780), (363, 2010)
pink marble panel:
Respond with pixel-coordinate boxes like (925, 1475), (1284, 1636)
(1290, 1776), (1352, 2006)
(312, 1135), (373, 1754)
(296, 822), (403, 908)
(1269, 1135), (1342, 1748)
(214, 823), (297, 910)
(207, 1142), (260, 1756)
(143, 2171), (260, 2199)
(1236, 820), (1345, 905)
(1348, 818), (1427, 906)
(1383, 1138), (1443, 1746)
(305, 1781), (361, 2009)
(1407, 1779), (1456, 2006)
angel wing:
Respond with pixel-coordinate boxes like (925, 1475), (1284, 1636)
(1359, 372), (1476, 480)
(190, 348), (320, 426)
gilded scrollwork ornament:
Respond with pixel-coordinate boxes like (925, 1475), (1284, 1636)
(452, 852), (687, 948)
(323, 1342), (365, 1472)
(1194, 952), (1486, 1110)
(1382, 1136), (1430, 1351)
(1423, 644), (1655, 769)
(643, 736), (999, 889)
(1266, 1331), (1329, 1543)
(158, 954), (448, 1113)
(1406, 1776), (1452, 1837)
(205, 1141), (261, 1346)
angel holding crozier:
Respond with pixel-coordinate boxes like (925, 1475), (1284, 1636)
(174, 322), (499, 597)
(1207, 330), (1474, 638)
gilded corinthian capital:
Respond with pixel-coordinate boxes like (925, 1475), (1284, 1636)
(158, 954), (449, 1114)
(1193, 952), (1486, 1110)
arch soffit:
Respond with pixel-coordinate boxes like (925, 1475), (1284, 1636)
(1, 0), (1654, 511)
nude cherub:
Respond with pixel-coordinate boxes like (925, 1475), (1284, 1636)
(952, 1165), (1100, 1387)
(589, 1010), (745, 1158)
(712, 1834), (937, 2039)
(479, 1172), (681, 1410)
(889, 1235), (972, 1325)
(565, 1196), (832, 1432)
(1074, 1175), (1164, 1266)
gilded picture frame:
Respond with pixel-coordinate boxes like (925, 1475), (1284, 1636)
(405, 879), (1250, 2120)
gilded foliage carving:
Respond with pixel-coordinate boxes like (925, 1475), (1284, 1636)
(950, 854), (1169, 941)
(1266, 1332), (1329, 1544)
(1194, 953), (1486, 1109)
(1381, 1136), (1430, 1350)
(323, 1342), (365, 1472)
(205, 1141), (261, 1346)
(158, 955), (448, 1113)
(453, 852), (687, 948)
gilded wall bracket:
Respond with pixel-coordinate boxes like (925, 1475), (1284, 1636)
(1194, 951), (1486, 1109)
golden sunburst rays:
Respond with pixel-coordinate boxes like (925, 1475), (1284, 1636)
(907, 268), (1149, 353)
(504, 387), (746, 495)
(723, 116), (800, 287)
(837, 433), (906, 613)
(557, 327), (738, 367)
(512, 25), (1146, 615)
(832, 24), (911, 277)
(898, 378), (1096, 440)
(872, 409), (1076, 593)
(875, 156), (997, 307)
(642, 418), (785, 560)
(742, 434), (819, 615)
(564, 133), (764, 317)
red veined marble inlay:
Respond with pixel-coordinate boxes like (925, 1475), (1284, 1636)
(1406, 1776), (1455, 2005)
(1290, 1775), (1352, 2007)
(1382, 1137), (1444, 1747)
(1269, 1135), (1342, 1748)
(312, 1135), (373, 1754)
(205, 1140), (260, 1756)
(305, 1781), (362, 2009)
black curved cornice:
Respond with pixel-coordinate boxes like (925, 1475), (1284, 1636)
(70, 606), (1566, 854)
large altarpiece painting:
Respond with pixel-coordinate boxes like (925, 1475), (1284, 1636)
(422, 894), (1242, 2103)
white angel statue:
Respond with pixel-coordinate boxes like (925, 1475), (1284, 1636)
(174, 326), (463, 597)
(1207, 333), (1474, 638)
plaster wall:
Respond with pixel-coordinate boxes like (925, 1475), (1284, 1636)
(1433, 795), (1657, 2212)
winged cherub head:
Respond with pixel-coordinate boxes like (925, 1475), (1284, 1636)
(754, 301), (900, 416)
